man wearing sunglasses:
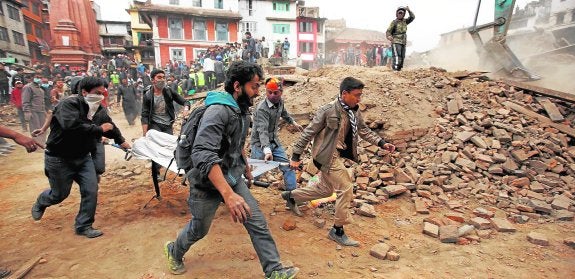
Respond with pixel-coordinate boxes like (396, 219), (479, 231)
(250, 77), (303, 213)
(386, 6), (415, 71)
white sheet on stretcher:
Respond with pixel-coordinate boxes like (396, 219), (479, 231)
(132, 130), (281, 177)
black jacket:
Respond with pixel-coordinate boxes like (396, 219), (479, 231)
(141, 86), (190, 126)
(46, 95), (124, 158)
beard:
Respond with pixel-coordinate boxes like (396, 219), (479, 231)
(237, 85), (253, 111)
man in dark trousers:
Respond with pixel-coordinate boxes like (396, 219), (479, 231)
(386, 6), (415, 71)
(30, 77), (118, 238)
(163, 61), (299, 279)
(141, 69), (190, 181)
(117, 78), (139, 125)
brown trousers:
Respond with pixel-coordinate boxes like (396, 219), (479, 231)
(291, 156), (354, 226)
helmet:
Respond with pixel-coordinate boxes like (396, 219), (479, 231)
(216, 55), (222, 61)
(396, 6), (406, 12)
(265, 77), (283, 92)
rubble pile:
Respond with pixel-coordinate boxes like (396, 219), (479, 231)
(278, 66), (575, 251)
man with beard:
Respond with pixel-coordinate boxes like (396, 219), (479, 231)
(163, 61), (299, 279)
(117, 78), (139, 125)
(250, 77), (302, 210)
(30, 77), (117, 238)
(141, 69), (190, 181)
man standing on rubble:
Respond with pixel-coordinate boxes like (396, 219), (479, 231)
(250, 77), (303, 203)
(30, 77), (116, 238)
(117, 78), (139, 125)
(141, 69), (190, 181)
(21, 73), (47, 144)
(163, 61), (299, 279)
(283, 77), (395, 247)
(386, 6), (415, 71)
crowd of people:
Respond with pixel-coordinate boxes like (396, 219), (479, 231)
(0, 7), (415, 277)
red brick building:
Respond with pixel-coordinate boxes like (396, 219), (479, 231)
(48, 0), (101, 71)
(136, 2), (241, 67)
(21, 0), (50, 64)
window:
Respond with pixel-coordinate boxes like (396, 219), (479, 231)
(193, 20), (206, 40)
(240, 21), (257, 34)
(168, 18), (183, 39)
(299, 42), (313, 53)
(273, 24), (290, 34)
(170, 48), (185, 62)
(138, 13), (146, 24)
(248, 0), (253, 16)
(21, 0), (29, 9)
(214, 0), (223, 9)
(0, 1), (3, 15)
(140, 32), (153, 45)
(299, 21), (312, 33)
(216, 22), (228, 42)
(0, 27), (9, 42)
(13, 31), (25, 45)
(192, 0), (202, 7)
(141, 50), (154, 59)
(273, 1), (289, 12)
(25, 21), (33, 34)
(32, 2), (40, 15)
(35, 25), (43, 38)
(316, 22), (322, 33)
(169, 0), (179, 5)
(556, 12), (565, 24)
(7, 4), (20, 21)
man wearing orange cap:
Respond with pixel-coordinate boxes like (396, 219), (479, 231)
(251, 77), (303, 209)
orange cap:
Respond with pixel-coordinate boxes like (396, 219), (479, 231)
(265, 77), (283, 91)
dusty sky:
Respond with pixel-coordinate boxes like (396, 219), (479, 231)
(95, 0), (531, 53)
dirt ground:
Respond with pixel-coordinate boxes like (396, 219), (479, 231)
(1, 78), (575, 279)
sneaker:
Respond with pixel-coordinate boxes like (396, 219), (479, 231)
(76, 227), (104, 238)
(163, 241), (186, 275)
(266, 266), (299, 279)
(31, 202), (45, 221)
(328, 228), (360, 247)
(281, 191), (303, 217)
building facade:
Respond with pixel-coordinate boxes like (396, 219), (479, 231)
(135, 0), (241, 67)
(295, 6), (325, 67)
(97, 19), (132, 59)
(48, 0), (102, 71)
(21, 0), (50, 64)
(127, 3), (154, 67)
(0, 0), (31, 65)
(238, 0), (298, 59)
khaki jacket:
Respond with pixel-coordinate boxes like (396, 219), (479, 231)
(291, 99), (383, 172)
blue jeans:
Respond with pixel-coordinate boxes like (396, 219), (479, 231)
(173, 180), (282, 276)
(36, 154), (99, 231)
(250, 143), (296, 190)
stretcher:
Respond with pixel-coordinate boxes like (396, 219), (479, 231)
(130, 130), (283, 204)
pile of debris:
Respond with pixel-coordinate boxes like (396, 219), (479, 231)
(276, 66), (575, 251)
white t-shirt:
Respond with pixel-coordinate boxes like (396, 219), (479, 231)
(203, 58), (215, 72)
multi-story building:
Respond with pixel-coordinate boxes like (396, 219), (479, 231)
(238, 0), (298, 59)
(134, 0), (242, 67)
(97, 19), (132, 59)
(126, 3), (155, 67)
(549, 0), (575, 45)
(21, 0), (50, 64)
(295, 5), (325, 68)
(0, 0), (31, 65)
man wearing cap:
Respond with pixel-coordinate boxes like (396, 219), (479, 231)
(386, 6), (415, 71)
(251, 77), (302, 205)
(282, 77), (395, 247)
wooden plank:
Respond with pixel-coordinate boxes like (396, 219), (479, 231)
(503, 79), (575, 103)
(7, 256), (43, 279)
(502, 101), (575, 138)
(535, 97), (564, 122)
(184, 91), (208, 101)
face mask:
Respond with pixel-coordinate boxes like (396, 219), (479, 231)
(155, 80), (166, 89)
(84, 94), (104, 120)
(267, 93), (282, 104)
(41, 83), (49, 88)
(33, 78), (41, 84)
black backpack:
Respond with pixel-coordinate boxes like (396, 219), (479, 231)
(174, 105), (209, 173)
